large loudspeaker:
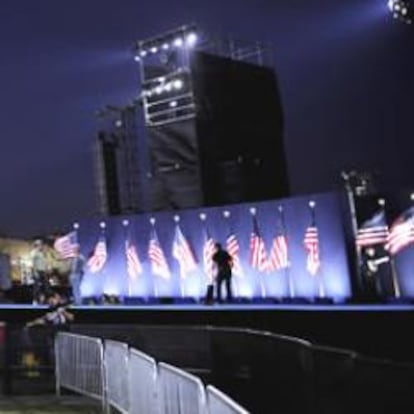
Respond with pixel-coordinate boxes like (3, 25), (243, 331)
(148, 51), (289, 210)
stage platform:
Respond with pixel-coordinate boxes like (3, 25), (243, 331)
(1, 302), (414, 363)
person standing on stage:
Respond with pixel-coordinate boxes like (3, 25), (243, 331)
(30, 239), (50, 304)
(69, 244), (85, 305)
(212, 242), (233, 303)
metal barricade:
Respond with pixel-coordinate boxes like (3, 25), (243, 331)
(55, 332), (105, 409)
(104, 340), (129, 414)
(128, 348), (158, 414)
(158, 362), (206, 414)
(206, 385), (249, 414)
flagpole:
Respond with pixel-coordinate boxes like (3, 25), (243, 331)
(251, 208), (266, 298)
(279, 205), (294, 298)
(122, 220), (132, 297)
(223, 210), (239, 297)
(200, 213), (208, 301)
(150, 218), (159, 299)
(309, 201), (325, 298)
(341, 171), (365, 300)
(98, 221), (107, 299)
(386, 196), (403, 299)
(174, 216), (186, 298)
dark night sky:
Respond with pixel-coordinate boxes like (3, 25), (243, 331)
(0, 0), (413, 237)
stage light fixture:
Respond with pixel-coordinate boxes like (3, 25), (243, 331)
(173, 37), (184, 47)
(155, 86), (163, 95)
(140, 50), (147, 57)
(164, 83), (172, 92)
(388, 0), (412, 23)
(150, 46), (158, 54)
(162, 43), (170, 50)
(186, 32), (198, 47)
(134, 55), (140, 62)
(173, 79), (183, 89)
(169, 100), (178, 107)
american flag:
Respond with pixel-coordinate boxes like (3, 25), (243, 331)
(148, 229), (170, 280)
(87, 236), (107, 273)
(203, 229), (215, 283)
(125, 239), (142, 280)
(250, 218), (268, 272)
(53, 231), (78, 259)
(303, 226), (320, 276)
(386, 207), (414, 255)
(268, 235), (289, 271)
(356, 210), (389, 248)
(227, 232), (244, 277)
(172, 225), (197, 278)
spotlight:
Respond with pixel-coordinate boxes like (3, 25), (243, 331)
(169, 100), (178, 108)
(164, 83), (172, 92)
(134, 55), (140, 62)
(186, 32), (198, 47)
(140, 50), (147, 57)
(155, 86), (163, 95)
(388, 0), (412, 23)
(173, 37), (184, 47)
(150, 46), (158, 54)
(162, 43), (170, 50)
(173, 79), (183, 89)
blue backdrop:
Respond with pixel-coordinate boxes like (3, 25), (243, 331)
(76, 192), (352, 301)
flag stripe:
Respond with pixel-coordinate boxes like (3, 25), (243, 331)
(227, 233), (243, 277)
(148, 231), (170, 279)
(126, 240), (142, 279)
(87, 237), (107, 273)
(54, 231), (78, 259)
(173, 225), (197, 278)
(304, 226), (320, 276)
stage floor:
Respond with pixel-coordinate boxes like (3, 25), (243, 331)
(1, 302), (414, 311)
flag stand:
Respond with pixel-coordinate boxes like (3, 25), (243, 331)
(259, 275), (266, 298)
(286, 267), (295, 298)
(317, 275), (325, 298)
(153, 280), (159, 298)
(390, 257), (401, 298)
(180, 278), (186, 298)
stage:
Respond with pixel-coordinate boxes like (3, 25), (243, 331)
(1, 302), (414, 363)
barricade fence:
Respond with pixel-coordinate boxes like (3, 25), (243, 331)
(55, 332), (105, 410)
(54, 332), (249, 414)
(158, 362), (206, 414)
(206, 385), (250, 414)
(104, 340), (129, 414)
(128, 348), (158, 414)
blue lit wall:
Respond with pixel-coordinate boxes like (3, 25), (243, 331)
(77, 192), (352, 301)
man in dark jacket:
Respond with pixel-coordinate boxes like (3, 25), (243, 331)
(212, 243), (233, 303)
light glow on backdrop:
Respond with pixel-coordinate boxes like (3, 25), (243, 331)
(77, 192), (352, 301)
